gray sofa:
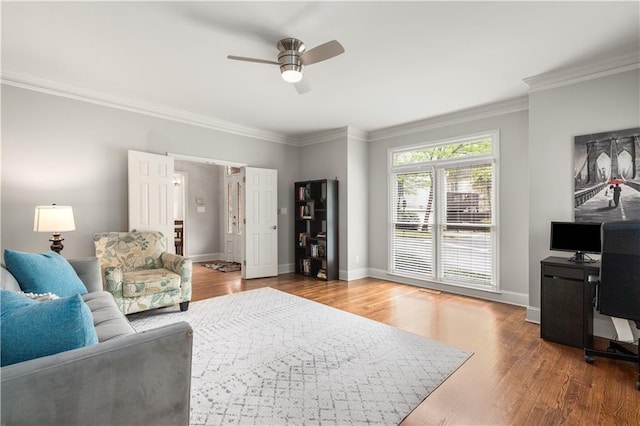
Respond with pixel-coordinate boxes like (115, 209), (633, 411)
(1, 257), (193, 426)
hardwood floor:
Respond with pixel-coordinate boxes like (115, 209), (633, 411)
(191, 263), (639, 425)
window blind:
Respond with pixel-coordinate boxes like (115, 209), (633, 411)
(391, 171), (434, 277)
(440, 163), (494, 286)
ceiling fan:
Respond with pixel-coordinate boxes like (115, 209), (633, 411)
(227, 38), (345, 88)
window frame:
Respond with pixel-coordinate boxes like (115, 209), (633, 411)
(388, 130), (500, 293)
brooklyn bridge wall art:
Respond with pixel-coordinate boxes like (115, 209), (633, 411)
(574, 127), (640, 223)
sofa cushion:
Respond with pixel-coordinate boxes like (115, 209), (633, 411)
(0, 290), (98, 366)
(122, 268), (181, 297)
(4, 250), (88, 297)
(82, 291), (135, 342)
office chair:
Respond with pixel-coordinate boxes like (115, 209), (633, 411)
(584, 220), (640, 390)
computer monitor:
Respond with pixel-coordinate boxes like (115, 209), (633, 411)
(550, 221), (602, 263)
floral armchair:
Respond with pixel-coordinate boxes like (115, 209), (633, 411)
(93, 231), (192, 315)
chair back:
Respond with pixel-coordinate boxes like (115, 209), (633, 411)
(94, 231), (166, 272)
(598, 220), (640, 321)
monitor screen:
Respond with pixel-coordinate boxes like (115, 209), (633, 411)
(550, 221), (602, 254)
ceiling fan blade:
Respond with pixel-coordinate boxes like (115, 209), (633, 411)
(294, 79), (312, 95)
(227, 55), (280, 66)
(301, 40), (345, 65)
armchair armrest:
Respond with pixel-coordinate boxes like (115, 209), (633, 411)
(162, 253), (192, 301)
(104, 266), (124, 298)
(1, 322), (193, 426)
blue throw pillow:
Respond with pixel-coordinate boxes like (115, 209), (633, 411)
(4, 250), (88, 297)
(0, 289), (98, 367)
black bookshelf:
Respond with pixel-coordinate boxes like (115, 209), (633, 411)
(294, 179), (338, 280)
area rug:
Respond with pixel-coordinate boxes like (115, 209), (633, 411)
(202, 260), (241, 272)
(128, 288), (472, 425)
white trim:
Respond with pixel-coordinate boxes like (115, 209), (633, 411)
(369, 97), (528, 142)
(2, 71), (530, 146)
(524, 52), (640, 93)
(168, 152), (247, 168)
(369, 268), (528, 307)
(344, 268), (369, 281)
(278, 263), (295, 274)
(1, 71), (294, 145)
(347, 127), (369, 142)
(296, 127), (348, 146)
(189, 252), (224, 263)
(526, 306), (541, 324)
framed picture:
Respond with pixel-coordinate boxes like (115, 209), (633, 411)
(574, 127), (640, 222)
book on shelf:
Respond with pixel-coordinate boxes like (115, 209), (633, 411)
(316, 268), (327, 279)
(298, 185), (311, 201)
(302, 258), (311, 275)
(310, 244), (319, 258)
(298, 232), (310, 247)
(316, 231), (326, 238)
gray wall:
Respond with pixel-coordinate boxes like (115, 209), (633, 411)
(346, 131), (369, 278)
(527, 69), (640, 337)
(174, 160), (223, 259)
(1, 85), (299, 264)
(367, 109), (530, 306)
(298, 129), (349, 278)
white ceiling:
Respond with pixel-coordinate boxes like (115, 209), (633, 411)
(2, 1), (639, 140)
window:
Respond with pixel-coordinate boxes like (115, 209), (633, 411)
(390, 132), (498, 291)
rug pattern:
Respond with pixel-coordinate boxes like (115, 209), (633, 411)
(128, 288), (471, 425)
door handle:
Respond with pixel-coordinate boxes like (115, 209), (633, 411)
(272, 225), (277, 230)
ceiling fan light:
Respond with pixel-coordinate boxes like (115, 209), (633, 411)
(282, 69), (303, 83)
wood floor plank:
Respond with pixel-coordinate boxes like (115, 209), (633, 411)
(189, 264), (640, 425)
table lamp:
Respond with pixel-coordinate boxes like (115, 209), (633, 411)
(33, 204), (76, 254)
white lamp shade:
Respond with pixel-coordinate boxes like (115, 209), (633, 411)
(34, 205), (76, 232)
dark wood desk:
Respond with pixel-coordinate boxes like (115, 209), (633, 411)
(540, 256), (600, 348)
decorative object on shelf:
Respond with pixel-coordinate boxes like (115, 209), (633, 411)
(33, 204), (76, 254)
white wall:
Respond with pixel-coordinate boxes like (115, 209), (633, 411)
(367, 109), (530, 306)
(527, 69), (640, 338)
(1, 85), (299, 265)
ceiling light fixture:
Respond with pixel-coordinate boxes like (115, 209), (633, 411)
(281, 66), (303, 83)
(278, 38), (305, 83)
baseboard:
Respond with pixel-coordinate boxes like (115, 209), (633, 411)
(526, 307), (541, 324)
(368, 268), (529, 307)
(188, 253), (223, 263)
(343, 268), (369, 281)
(278, 263), (294, 274)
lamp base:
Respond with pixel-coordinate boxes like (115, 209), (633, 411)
(49, 233), (65, 254)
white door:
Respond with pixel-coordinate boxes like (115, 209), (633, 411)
(223, 171), (244, 263)
(243, 167), (278, 279)
(128, 150), (175, 253)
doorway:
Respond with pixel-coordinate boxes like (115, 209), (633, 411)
(173, 172), (187, 255)
(224, 167), (244, 263)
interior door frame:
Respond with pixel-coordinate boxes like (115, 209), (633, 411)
(168, 153), (248, 264)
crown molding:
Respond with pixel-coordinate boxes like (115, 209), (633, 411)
(294, 127), (348, 146)
(347, 126), (369, 142)
(524, 52), (640, 93)
(367, 96), (529, 142)
(1, 71), (293, 145)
